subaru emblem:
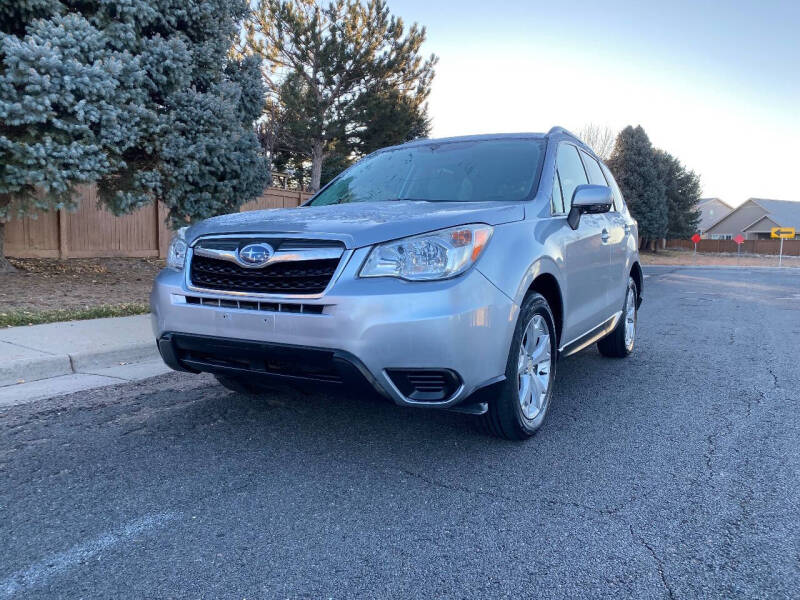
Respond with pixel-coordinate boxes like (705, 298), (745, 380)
(238, 243), (273, 267)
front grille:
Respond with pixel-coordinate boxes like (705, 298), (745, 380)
(189, 254), (339, 294)
(183, 295), (326, 314)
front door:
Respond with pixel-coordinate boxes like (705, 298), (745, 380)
(561, 213), (612, 341)
(554, 143), (612, 344)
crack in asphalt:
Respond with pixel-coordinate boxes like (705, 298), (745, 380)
(706, 361), (784, 476)
(768, 367), (779, 389)
(629, 524), (676, 600)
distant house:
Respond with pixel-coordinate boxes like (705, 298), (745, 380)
(697, 198), (733, 237)
(704, 198), (800, 240)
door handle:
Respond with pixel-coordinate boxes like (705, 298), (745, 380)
(601, 229), (610, 243)
(623, 224), (631, 236)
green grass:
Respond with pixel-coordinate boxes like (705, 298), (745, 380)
(0, 303), (150, 327)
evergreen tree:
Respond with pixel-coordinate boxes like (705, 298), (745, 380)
(0, 0), (267, 271)
(607, 126), (667, 248)
(656, 150), (702, 239)
(247, 0), (436, 191)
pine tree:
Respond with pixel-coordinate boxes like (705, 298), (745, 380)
(656, 150), (702, 239)
(0, 0), (267, 271)
(247, 0), (436, 191)
(607, 126), (667, 249)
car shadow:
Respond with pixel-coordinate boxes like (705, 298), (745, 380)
(120, 345), (627, 467)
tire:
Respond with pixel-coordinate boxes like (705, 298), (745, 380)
(597, 276), (638, 358)
(481, 293), (557, 440)
(214, 374), (265, 396)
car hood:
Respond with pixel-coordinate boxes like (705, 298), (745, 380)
(185, 200), (525, 248)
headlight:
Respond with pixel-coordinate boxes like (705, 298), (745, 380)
(166, 227), (188, 270)
(360, 224), (493, 281)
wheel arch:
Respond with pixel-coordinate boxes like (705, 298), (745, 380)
(526, 272), (564, 346)
(630, 261), (643, 308)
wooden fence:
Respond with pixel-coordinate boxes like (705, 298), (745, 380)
(667, 238), (800, 256)
(6, 186), (311, 259)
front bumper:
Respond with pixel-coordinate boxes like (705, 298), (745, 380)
(150, 250), (517, 408)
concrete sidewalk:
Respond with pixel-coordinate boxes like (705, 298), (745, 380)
(0, 315), (164, 394)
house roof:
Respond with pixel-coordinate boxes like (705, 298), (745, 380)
(697, 197), (734, 232)
(705, 197), (800, 233)
(749, 198), (800, 229)
(698, 197), (733, 210)
(742, 215), (780, 232)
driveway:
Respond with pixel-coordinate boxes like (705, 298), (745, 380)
(1, 267), (798, 599)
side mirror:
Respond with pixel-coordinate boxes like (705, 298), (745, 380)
(567, 185), (613, 230)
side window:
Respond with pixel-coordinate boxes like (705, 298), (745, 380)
(556, 144), (588, 212)
(601, 164), (625, 212)
(579, 150), (608, 186)
(552, 172), (564, 214)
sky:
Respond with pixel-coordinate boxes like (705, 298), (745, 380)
(389, 0), (800, 207)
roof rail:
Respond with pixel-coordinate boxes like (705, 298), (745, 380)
(547, 126), (582, 142)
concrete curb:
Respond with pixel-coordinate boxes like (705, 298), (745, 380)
(69, 342), (159, 372)
(0, 359), (174, 408)
(0, 315), (158, 387)
(1, 354), (73, 387)
(0, 343), (159, 387)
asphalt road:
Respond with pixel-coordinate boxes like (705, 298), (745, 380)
(2, 266), (799, 599)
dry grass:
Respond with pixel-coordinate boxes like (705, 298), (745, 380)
(0, 304), (150, 328)
(1, 258), (162, 325)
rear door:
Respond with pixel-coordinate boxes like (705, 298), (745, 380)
(601, 162), (632, 312)
(555, 143), (610, 342)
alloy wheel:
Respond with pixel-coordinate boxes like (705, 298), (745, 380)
(624, 280), (637, 351)
(517, 314), (552, 420)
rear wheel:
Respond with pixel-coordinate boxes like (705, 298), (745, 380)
(481, 293), (557, 440)
(597, 276), (638, 358)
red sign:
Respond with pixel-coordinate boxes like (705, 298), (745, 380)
(733, 234), (745, 245)
(691, 233), (701, 244)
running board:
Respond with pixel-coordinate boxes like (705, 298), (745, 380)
(558, 312), (621, 358)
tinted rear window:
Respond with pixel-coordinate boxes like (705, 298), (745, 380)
(310, 139), (546, 205)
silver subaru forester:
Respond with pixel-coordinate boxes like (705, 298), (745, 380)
(151, 127), (642, 439)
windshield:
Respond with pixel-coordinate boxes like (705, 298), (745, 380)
(309, 138), (546, 205)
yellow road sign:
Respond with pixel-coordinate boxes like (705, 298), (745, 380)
(771, 227), (796, 239)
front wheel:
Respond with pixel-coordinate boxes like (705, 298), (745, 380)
(597, 276), (638, 358)
(481, 293), (557, 440)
